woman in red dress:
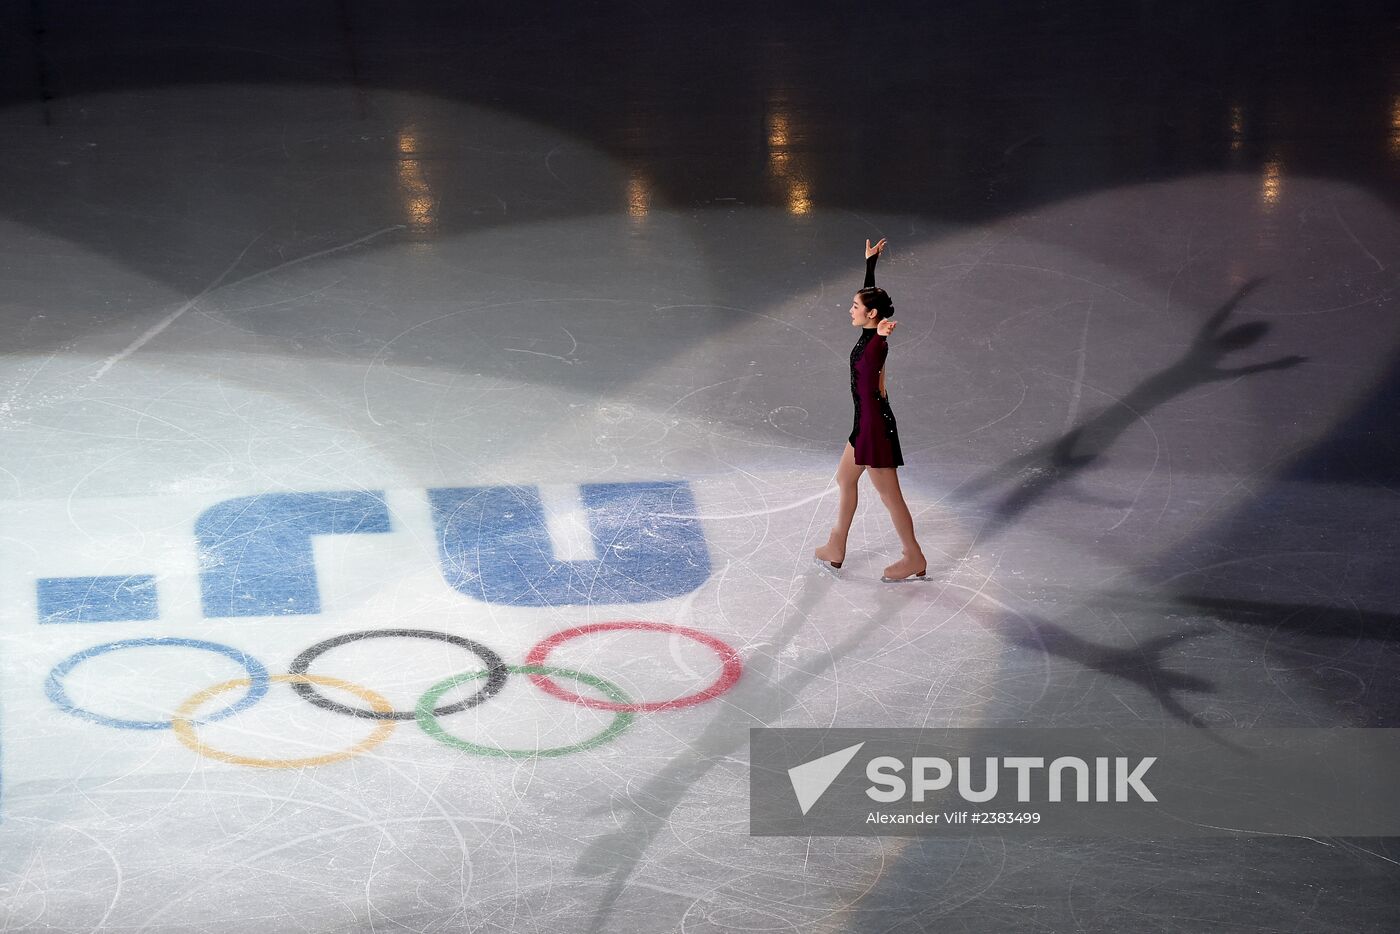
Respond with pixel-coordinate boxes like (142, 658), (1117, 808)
(814, 239), (927, 581)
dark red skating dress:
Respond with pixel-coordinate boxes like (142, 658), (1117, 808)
(848, 253), (904, 468)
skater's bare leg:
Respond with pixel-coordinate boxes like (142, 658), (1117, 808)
(815, 443), (865, 566)
(867, 466), (926, 578)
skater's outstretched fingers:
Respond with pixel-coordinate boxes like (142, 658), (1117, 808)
(877, 318), (898, 337)
(865, 238), (886, 259)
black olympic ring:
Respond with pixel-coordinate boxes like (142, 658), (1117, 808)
(288, 629), (509, 721)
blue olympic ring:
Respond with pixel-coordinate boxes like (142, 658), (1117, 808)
(46, 637), (270, 731)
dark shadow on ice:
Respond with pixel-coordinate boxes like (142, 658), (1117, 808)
(1086, 591), (1400, 646)
(1083, 591), (1400, 723)
(574, 573), (910, 933)
(999, 613), (1219, 729)
(952, 279), (1306, 535)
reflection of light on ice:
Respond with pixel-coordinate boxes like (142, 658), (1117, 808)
(627, 170), (650, 218)
(1260, 155), (1283, 208)
(1390, 95), (1400, 158)
(767, 111), (790, 148)
(396, 125), (436, 231)
(765, 105), (813, 215)
(787, 180), (812, 216)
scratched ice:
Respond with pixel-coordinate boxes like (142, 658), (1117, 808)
(0, 8), (1398, 932)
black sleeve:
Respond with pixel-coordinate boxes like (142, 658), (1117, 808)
(863, 253), (877, 289)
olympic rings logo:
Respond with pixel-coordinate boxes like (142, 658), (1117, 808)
(45, 622), (744, 767)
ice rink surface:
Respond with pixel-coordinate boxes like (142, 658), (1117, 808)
(0, 2), (1397, 931)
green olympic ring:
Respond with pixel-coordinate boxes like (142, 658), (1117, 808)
(416, 664), (634, 758)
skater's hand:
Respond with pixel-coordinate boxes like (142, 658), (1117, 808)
(865, 238), (886, 260)
(877, 318), (897, 337)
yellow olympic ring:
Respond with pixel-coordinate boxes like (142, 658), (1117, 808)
(172, 673), (397, 769)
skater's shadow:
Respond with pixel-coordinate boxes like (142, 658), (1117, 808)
(953, 279), (1305, 535)
(1000, 609), (1250, 752)
(576, 573), (911, 933)
(1001, 613), (1218, 727)
(1084, 591), (1400, 723)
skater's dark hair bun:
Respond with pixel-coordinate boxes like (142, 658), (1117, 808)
(857, 286), (894, 321)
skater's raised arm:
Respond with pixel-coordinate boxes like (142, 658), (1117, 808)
(864, 238), (885, 287)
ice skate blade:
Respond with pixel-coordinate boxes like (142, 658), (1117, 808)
(880, 570), (928, 584)
(813, 557), (844, 576)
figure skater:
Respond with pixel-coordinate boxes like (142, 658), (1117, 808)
(814, 238), (927, 582)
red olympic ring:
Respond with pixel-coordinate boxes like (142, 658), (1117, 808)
(524, 621), (743, 713)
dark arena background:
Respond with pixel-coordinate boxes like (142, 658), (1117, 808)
(0, 1), (1397, 931)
